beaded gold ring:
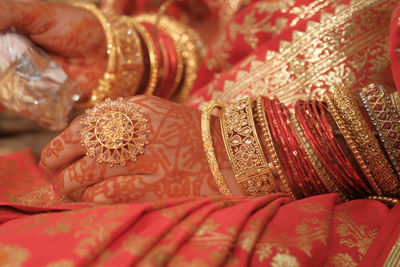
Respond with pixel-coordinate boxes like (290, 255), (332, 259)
(80, 97), (150, 167)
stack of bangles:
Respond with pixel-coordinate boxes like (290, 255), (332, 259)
(72, 3), (204, 108)
(201, 85), (400, 202)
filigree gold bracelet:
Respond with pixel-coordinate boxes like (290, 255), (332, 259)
(360, 84), (400, 179)
(201, 100), (232, 196)
(220, 97), (278, 196)
(330, 87), (398, 196)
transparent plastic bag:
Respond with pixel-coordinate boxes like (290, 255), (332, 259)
(0, 31), (82, 130)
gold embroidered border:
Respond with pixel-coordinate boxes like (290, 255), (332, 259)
(194, 0), (396, 108)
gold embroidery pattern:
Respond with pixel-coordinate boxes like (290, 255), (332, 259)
(327, 253), (358, 267)
(334, 209), (378, 259)
(383, 235), (400, 267)
(229, 10), (288, 49)
(255, 216), (330, 260)
(192, 218), (238, 248)
(6, 185), (67, 207)
(0, 242), (30, 266)
(270, 252), (300, 267)
(205, 0), (293, 72)
(45, 260), (74, 267)
(194, 0), (396, 108)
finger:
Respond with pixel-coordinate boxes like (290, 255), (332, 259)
(40, 116), (85, 176)
(53, 154), (156, 196)
(80, 174), (157, 204)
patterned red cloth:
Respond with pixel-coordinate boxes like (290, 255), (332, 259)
(0, 149), (398, 266)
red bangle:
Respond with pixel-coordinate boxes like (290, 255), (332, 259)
(297, 100), (360, 196)
(154, 28), (179, 98)
(296, 101), (353, 194)
(139, 22), (163, 95)
(275, 99), (326, 196)
(266, 98), (308, 198)
(295, 100), (372, 197)
(264, 98), (303, 198)
(314, 101), (372, 194)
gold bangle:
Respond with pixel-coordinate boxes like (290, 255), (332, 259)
(133, 14), (203, 102)
(391, 91), (400, 116)
(360, 84), (400, 179)
(220, 97), (278, 196)
(131, 22), (159, 96)
(131, 14), (184, 99)
(72, 3), (117, 108)
(290, 113), (349, 201)
(366, 195), (399, 207)
(201, 100), (232, 196)
(108, 15), (144, 97)
(254, 96), (295, 199)
(329, 87), (398, 196)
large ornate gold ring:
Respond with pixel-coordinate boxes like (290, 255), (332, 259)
(79, 97), (150, 167)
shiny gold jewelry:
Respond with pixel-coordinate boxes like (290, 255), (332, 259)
(366, 195), (399, 207)
(254, 96), (295, 199)
(326, 94), (377, 195)
(80, 97), (150, 167)
(221, 97), (278, 196)
(132, 14), (184, 99)
(330, 87), (399, 196)
(360, 84), (400, 178)
(290, 113), (348, 201)
(131, 22), (159, 96)
(201, 100), (232, 196)
(108, 15), (144, 97)
(72, 3), (117, 108)
(133, 14), (203, 102)
(390, 91), (400, 116)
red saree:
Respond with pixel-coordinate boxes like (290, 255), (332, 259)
(3, 0), (400, 266)
(0, 149), (399, 266)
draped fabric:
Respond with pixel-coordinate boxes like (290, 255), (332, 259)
(0, 150), (395, 266)
(2, 0), (400, 265)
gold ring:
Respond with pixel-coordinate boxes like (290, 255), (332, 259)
(80, 97), (150, 167)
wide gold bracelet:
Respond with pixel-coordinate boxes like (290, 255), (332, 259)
(330, 87), (399, 196)
(254, 96), (295, 199)
(360, 84), (400, 178)
(108, 15), (144, 98)
(201, 100), (232, 196)
(391, 91), (400, 116)
(133, 14), (203, 102)
(290, 113), (348, 201)
(72, 3), (117, 108)
(221, 97), (278, 196)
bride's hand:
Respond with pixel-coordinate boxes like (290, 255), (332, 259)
(0, 0), (107, 98)
(40, 96), (242, 203)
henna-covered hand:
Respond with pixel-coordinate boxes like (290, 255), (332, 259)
(0, 0), (107, 98)
(40, 96), (243, 203)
